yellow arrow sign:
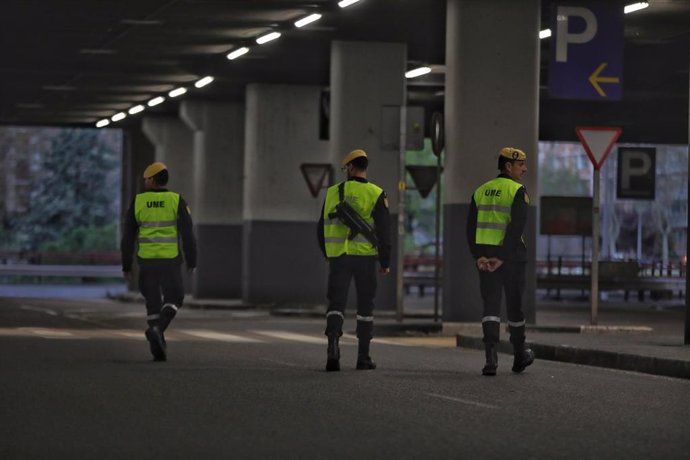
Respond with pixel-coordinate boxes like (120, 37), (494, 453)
(588, 62), (620, 98)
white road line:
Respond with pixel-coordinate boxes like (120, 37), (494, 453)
(372, 338), (414, 347)
(114, 331), (147, 340)
(20, 305), (58, 316)
(251, 330), (326, 344)
(341, 333), (412, 347)
(180, 330), (264, 343)
(425, 393), (500, 410)
(62, 313), (112, 328)
(259, 358), (301, 368)
(19, 327), (80, 340)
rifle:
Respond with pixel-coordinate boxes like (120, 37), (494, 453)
(329, 182), (379, 248)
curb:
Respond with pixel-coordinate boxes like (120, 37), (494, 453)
(456, 334), (690, 380)
(444, 322), (654, 335)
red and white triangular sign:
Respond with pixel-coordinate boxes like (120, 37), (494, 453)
(575, 126), (622, 170)
(300, 163), (333, 198)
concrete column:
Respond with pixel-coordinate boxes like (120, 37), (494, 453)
(121, 125), (155, 226)
(243, 84), (329, 304)
(121, 125), (155, 291)
(142, 116), (195, 292)
(443, 0), (540, 323)
(330, 40), (407, 310)
(141, 116), (195, 202)
(180, 100), (244, 298)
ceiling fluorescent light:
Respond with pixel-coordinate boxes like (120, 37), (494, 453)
(227, 47), (249, 60)
(194, 76), (214, 88)
(338, 0), (361, 8)
(128, 105), (145, 115)
(147, 96), (165, 107)
(624, 2), (649, 14)
(405, 67), (432, 79)
(256, 32), (281, 44)
(168, 87), (187, 98)
(96, 119), (110, 128)
(111, 112), (126, 122)
(539, 29), (552, 39)
(295, 13), (322, 28)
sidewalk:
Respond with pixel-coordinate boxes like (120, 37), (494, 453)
(448, 298), (690, 380)
(111, 289), (690, 379)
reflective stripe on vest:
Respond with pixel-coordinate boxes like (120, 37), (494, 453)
(473, 177), (523, 246)
(323, 180), (382, 257)
(135, 191), (180, 259)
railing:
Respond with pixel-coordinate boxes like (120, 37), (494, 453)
(537, 257), (686, 301)
(403, 255), (441, 297)
(0, 251), (122, 283)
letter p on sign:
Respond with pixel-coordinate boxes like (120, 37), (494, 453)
(617, 147), (656, 200)
(556, 6), (598, 62)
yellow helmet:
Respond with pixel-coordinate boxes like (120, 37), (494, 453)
(499, 147), (526, 161)
(341, 149), (367, 166)
(143, 162), (167, 179)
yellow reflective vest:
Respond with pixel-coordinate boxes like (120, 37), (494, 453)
(323, 180), (382, 257)
(134, 191), (180, 259)
(473, 177), (524, 246)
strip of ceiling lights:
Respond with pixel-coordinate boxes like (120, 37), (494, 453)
(97, 0), (361, 128)
(98, 0), (649, 128)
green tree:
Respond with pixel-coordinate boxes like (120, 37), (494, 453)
(14, 129), (119, 251)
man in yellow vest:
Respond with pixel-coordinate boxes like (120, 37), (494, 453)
(466, 147), (535, 376)
(317, 149), (391, 372)
(121, 162), (197, 362)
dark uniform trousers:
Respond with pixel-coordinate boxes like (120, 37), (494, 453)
(139, 263), (184, 331)
(478, 259), (526, 346)
(324, 255), (377, 341)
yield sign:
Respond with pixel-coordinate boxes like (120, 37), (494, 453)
(300, 163), (333, 198)
(575, 126), (622, 170)
(406, 165), (442, 199)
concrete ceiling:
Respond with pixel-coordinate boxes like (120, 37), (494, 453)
(1, 0), (689, 141)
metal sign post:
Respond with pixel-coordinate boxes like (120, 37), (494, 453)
(395, 106), (407, 322)
(686, 147), (690, 345)
(575, 126), (622, 325)
(430, 112), (444, 323)
(591, 168), (601, 324)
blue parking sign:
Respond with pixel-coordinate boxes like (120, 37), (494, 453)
(550, 3), (623, 100)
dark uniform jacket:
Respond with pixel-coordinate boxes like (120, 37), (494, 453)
(317, 176), (392, 269)
(120, 188), (197, 272)
(466, 173), (528, 262)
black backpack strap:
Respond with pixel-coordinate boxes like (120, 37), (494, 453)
(338, 181), (345, 203)
(328, 182), (346, 219)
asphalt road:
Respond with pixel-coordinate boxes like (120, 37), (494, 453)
(1, 298), (689, 459)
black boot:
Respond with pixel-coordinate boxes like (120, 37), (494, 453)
(482, 344), (498, 376)
(356, 339), (376, 370)
(512, 342), (535, 373)
(326, 334), (340, 372)
(145, 325), (166, 362)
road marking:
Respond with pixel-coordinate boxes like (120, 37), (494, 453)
(114, 331), (146, 340)
(20, 305), (58, 316)
(259, 358), (301, 368)
(425, 393), (499, 410)
(19, 327), (80, 339)
(252, 330), (327, 344)
(181, 330), (264, 343)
